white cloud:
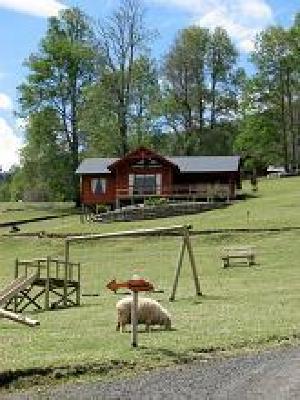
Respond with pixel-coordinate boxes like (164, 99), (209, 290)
(151, 0), (273, 52)
(0, 93), (13, 110)
(0, 118), (22, 171)
(239, 0), (272, 20)
(0, 0), (66, 18)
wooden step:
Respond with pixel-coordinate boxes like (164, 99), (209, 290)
(0, 273), (39, 306)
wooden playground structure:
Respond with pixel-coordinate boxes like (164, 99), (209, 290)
(0, 257), (81, 314)
(65, 224), (201, 301)
(0, 224), (200, 327)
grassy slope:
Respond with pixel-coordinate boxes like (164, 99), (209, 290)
(0, 177), (300, 374)
(0, 202), (74, 225)
(6, 177), (300, 236)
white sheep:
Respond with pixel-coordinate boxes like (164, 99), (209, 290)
(116, 296), (171, 332)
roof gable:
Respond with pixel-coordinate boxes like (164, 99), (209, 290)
(108, 147), (177, 170)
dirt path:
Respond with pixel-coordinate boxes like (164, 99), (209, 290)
(3, 346), (300, 399)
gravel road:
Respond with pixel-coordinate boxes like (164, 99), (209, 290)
(3, 346), (300, 400)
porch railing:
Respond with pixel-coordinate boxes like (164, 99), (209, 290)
(116, 183), (232, 200)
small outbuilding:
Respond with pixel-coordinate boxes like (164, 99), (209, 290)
(76, 147), (241, 208)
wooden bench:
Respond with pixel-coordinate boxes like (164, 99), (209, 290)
(221, 246), (255, 268)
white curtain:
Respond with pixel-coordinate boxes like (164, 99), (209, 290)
(129, 174), (134, 195)
(156, 174), (162, 195)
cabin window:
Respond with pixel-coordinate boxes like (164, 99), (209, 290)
(91, 178), (106, 195)
(129, 174), (161, 195)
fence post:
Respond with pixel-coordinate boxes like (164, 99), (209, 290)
(131, 291), (138, 348)
(45, 256), (50, 311)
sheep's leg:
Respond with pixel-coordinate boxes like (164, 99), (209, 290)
(116, 322), (120, 332)
(145, 322), (151, 333)
(120, 323), (126, 333)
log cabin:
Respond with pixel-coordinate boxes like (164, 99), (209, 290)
(76, 147), (241, 209)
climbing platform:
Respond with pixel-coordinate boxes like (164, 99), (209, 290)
(1, 257), (81, 313)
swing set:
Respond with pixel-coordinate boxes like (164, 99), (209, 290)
(64, 224), (202, 301)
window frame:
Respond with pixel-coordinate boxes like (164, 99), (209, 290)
(91, 178), (107, 195)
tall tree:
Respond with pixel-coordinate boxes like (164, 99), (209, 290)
(207, 27), (238, 129)
(20, 108), (73, 201)
(81, 55), (160, 156)
(163, 26), (209, 137)
(129, 56), (161, 146)
(251, 25), (299, 170)
(95, 0), (153, 156)
(18, 7), (96, 203)
(162, 25), (242, 155)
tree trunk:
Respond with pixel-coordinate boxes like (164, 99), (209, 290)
(210, 46), (217, 130)
(119, 103), (128, 156)
(184, 66), (192, 132)
(280, 68), (288, 171)
(70, 76), (80, 207)
(211, 71), (217, 129)
(199, 94), (204, 134)
(286, 67), (295, 170)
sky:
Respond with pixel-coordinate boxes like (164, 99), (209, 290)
(0, 0), (299, 171)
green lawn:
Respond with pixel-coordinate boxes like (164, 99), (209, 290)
(0, 202), (74, 225)
(1, 177), (300, 385)
(6, 177), (300, 236)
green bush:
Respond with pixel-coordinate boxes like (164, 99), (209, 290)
(95, 203), (109, 213)
(144, 196), (168, 206)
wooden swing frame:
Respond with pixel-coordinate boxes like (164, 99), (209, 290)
(64, 225), (202, 301)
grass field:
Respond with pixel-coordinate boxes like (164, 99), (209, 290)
(1, 177), (300, 387)
(0, 202), (74, 225)
(3, 177), (300, 236)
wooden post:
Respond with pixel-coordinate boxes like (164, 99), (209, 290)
(45, 256), (50, 311)
(64, 240), (70, 307)
(65, 240), (70, 265)
(55, 259), (59, 279)
(14, 259), (19, 312)
(0, 308), (40, 327)
(184, 229), (202, 296)
(80, 204), (84, 224)
(15, 258), (19, 280)
(169, 236), (186, 301)
(107, 278), (154, 348)
(69, 262), (73, 281)
(76, 263), (81, 306)
(37, 259), (41, 279)
(131, 291), (138, 348)
(64, 261), (68, 308)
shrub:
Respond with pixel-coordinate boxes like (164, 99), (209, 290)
(144, 197), (168, 206)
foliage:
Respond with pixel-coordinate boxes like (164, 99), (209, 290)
(18, 7), (97, 203)
(93, 0), (154, 156)
(246, 18), (300, 171)
(144, 196), (168, 206)
(234, 112), (282, 171)
(161, 26), (244, 154)
(0, 180), (11, 201)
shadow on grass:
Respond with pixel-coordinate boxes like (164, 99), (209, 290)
(170, 294), (231, 304)
(122, 327), (177, 334)
(194, 294), (232, 303)
(223, 262), (261, 269)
